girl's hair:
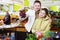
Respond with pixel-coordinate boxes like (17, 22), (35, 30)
(34, 0), (41, 6)
(42, 8), (48, 15)
(42, 8), (51, 17)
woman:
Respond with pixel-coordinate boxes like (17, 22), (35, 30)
(15, 1), (41, 40)
(25, 0), (41, 32)
(32, 8), (52, 40)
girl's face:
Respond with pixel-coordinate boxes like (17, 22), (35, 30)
(33, 3), (41, 12)
(39, 10), (46, 18)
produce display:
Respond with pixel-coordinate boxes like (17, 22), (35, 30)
(49, 11), (60, 28)
(25, 33), (37, 40)
(19, 7), (28, 18)
(19, 9), (26, 18)
(0, 19), (4, 26)
(4, 12), (11, 25)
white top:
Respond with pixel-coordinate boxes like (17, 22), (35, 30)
(25, 9), (35, 32)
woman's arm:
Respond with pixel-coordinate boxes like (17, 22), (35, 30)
(32, 19), (38, 33)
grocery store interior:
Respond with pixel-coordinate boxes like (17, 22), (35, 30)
(0, 0), (60, 40)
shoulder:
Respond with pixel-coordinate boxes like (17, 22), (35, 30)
(27, 9), (34, 12)
(45, 16), (52, 23)
(48, 18), (52, 23)
(26, 9), (35, 15)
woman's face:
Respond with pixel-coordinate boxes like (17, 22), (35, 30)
(33, 3), (41, 12)
(39, 10), (46, 18)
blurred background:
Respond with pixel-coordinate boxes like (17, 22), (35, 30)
(0, 0), (60, 40)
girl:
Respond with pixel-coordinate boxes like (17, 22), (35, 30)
(32, 8), (52, 40)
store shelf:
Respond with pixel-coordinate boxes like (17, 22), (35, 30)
(54, 16), (60, 18)
(51, 15), (60, 31)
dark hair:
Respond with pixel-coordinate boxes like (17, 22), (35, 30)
(42, 8), (48, 15)
(34, 0), (41, 6)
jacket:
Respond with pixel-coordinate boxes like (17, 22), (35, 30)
(32, 16), (51, 34)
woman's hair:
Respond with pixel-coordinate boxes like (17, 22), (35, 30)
(34, 0), (41, 6)
(42, 8), (48, 15)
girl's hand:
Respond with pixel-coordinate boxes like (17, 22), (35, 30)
(35, 32), (43, 38)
